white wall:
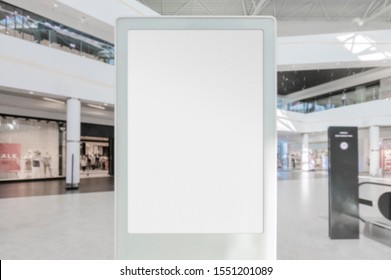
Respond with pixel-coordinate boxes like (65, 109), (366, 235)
(0, 34), (114, 105)
(0, 93), (114, 126)
(277, 110), (305, 132)
(58, 0), (158, 25)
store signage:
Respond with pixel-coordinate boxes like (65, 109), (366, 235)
(381, 149), (391, 171)
(0, 143), (21, 172)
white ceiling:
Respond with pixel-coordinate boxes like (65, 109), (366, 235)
(5, 0), (391, 40)
(138, 0), (391, 35)
(138, 0), (391, 20)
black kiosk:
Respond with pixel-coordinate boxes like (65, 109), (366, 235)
(328, 126), (359, 239)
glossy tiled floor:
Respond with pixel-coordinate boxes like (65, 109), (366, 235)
(0, 177), (114, 198)
(277, 172), (391, 259)
(0, 191), (114, 259)
(1, 172), (390, 259)
(0, 177), (114, 259)
(277, 169), (328, 181)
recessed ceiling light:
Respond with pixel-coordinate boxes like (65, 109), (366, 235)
(54, 3), (58, 8)
(43, 97), (65, 104)
(87, 104), (105, 110)
(28, 91), (34, 94)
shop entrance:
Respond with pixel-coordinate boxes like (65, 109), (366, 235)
(80, 136), (112, 178)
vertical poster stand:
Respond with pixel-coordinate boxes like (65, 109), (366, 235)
(116, 17), (276, 259)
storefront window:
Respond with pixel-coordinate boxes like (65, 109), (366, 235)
(308, 143), (328, 170)
(80, 137), (110, 178)
(0, 115), (65, 181)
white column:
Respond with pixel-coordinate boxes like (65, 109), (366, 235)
(369, 126), (380, 176)
(66, 98), (81, 187)
(302, 133), (309, 171)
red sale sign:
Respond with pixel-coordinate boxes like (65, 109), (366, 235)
(0, 143), (21, 172)
(381, 148), (391, 171)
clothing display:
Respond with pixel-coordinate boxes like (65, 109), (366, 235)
(43, 153), (52, 177)
(25, 158), (32, 171)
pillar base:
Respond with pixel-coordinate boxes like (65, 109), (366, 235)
(66, 183), (79, 190)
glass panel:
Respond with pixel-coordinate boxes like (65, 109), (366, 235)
(283, 83), (381, 114)
(0, 1), (114, 64)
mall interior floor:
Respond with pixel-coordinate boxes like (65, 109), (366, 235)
(1, 172), (391, 259)
(0, 177), (114, 198)
(0, 176), (114, 260)
(278, 171), (391, 259)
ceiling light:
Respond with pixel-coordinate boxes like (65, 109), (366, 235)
(87, 104), (105, 110)
(104, 103), (108, 106)
(43, 97), (65, 104)
(353, 18), (364, 27)
(28, 91), (34, 94)
(54, 3), (58, 8)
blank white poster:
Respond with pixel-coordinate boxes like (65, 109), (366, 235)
(127, 30), (263, 233)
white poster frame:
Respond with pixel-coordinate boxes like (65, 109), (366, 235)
(116, 17), (276, 259)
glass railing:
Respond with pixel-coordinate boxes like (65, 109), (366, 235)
(0, 1), (114, 64)
(278, 84), (381, 113)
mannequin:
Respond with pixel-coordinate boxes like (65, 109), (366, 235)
(24, 150), (33, 179)
(42, 151), (52, 177)
(32, 150), (41, 178)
